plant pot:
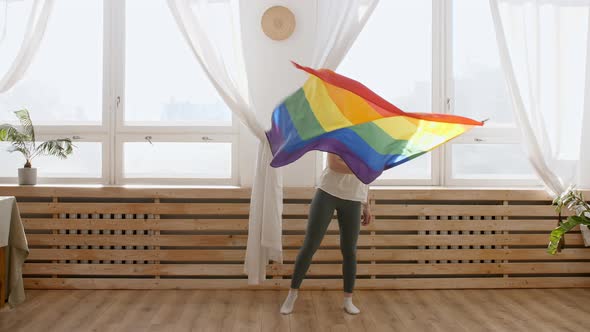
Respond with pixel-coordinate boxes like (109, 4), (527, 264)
(18, 167), (37, 185)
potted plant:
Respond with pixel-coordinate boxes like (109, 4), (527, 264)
(547, 185), (590, 254)
(0, 109), (75, 185)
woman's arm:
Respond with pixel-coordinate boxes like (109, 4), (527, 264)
(361, 188), (369, 207)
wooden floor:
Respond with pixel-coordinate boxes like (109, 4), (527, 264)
(1, 288), (589, 332)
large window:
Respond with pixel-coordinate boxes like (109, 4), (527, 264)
(0, 0), (236, 185)
(1, 0), (540, 187)
(318, 0), (539, 186)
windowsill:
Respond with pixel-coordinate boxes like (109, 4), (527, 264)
(0, 183), (548, 191)
(0, 183), (243, 189)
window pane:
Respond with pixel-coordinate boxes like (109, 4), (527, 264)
(453, 0), (513, 126)
(339, 0), (432, 114)
(379, 155), (431, 180)
(125, 0), (232, 126)
(0, 0), (103, 124)
(0, 142), (102, 178)
(336, 1), (432, 182)
(451, 144), (537, 179)
(124, 142), (232, 178)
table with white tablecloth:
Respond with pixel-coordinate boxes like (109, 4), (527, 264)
(0, 196), (29, 309)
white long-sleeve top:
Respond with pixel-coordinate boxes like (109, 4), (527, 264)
(316, 167), (369, 203)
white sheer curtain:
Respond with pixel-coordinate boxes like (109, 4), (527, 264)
(489, 0), (590, 243)
(0, 0), (54, 93)
(311, 0), (379, 68)
(168, 0), (378, 284)
(167, 0), (282, 286)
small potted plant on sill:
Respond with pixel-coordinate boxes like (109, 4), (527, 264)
(0, 109), (75, 185)
(547, 185), (590, 255)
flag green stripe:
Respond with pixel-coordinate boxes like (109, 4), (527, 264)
(284, 88), (325, 140)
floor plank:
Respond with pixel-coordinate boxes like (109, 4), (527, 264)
(1, 289), (589, 332)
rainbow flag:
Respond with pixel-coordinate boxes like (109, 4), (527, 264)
(266, 62), (485, 184)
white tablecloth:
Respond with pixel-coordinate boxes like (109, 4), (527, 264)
(0, 196), (29, 308)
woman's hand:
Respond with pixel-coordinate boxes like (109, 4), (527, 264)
(361, 203), (372, 226)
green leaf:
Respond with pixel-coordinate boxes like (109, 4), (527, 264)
(0, 124), (32, 159)
(33, 139), (75, 159)
(13, 109), (34, 142)
(0, 124), (20, 141)
(547, 216), (590, 255)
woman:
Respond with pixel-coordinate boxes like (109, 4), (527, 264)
(280, 152), (372, 315)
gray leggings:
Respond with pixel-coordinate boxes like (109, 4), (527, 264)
(290, 188), (361, 293)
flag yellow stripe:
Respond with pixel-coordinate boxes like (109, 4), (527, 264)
(303, 76), (352, 131)
(322, 80), (383, 124)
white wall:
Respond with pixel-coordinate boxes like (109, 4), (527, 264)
(238, 0), (320, 187)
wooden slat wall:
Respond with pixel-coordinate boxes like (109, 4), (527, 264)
(1, 185), (589, 290)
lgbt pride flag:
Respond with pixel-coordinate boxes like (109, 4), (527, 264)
(266, 62), (485, 184)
